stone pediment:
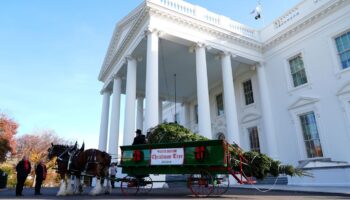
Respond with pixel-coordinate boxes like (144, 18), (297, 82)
(337, 81), (350, 96)
(241, 112), (261, 123)
(288, 96), (320, 110)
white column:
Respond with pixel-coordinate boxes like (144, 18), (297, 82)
(158, 100), (163, 124)
(108, 76), (122, 160)
(98, 89), (111, 151)
(123, 56), (137, 146)
(145, 30), (159, 131)
(136, 97), (144, 131)
(257, 62), (278, 158)
(221, 52), (240, 145)
(183, 103), (191, 129)
(195, 44), (212, 139)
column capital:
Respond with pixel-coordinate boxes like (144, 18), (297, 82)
(100, 88), (111, 95)
(144, 27), (162, 37)
(112, 73), (122, 80)
(215, 51), (237, 59)
(189, 42), (207, 53)
(195, 42), (206, 49)
(125, 55), (136, 62)
(257, 61), (267, 68)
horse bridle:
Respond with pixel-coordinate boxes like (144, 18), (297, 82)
(57, 147), (71, 162)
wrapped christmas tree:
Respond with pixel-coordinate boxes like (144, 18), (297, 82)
(147, 123), (308, 179)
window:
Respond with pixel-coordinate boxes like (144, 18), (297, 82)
(299, 112), (323, 158)
(216, 93), (224, 116)
(248, 126), (260, 153)
(174, 113), (180, 123)
(289, 55), (308, 87)
(194, 104), (198, 124)
(243, 80), (254, 105)
(335, 31), (350, 69)
(217, 132), (226, 140)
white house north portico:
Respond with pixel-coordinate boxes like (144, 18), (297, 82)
(98, 0), (350, 186)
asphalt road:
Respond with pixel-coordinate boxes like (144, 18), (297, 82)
(0, 187), (349, 200)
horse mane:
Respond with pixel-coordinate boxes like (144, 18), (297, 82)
(53, 144), (73, 148)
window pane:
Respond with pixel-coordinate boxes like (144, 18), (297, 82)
(248, 127), (260, 153)
(335, 31), (350, 70)
(174, 113), (180, 123)
(194, 105), (198, 124)
(336, 37), (343, 52)
(216, 93), (224, 116)
(289, 55), (308, 87)
(342, 33), (350, 50)
(299, 112), (323, 158)
(340, 53), (349, 69)
(243, 80), (254, 105)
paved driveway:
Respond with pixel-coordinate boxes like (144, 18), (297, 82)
(0, 187), (349, 199)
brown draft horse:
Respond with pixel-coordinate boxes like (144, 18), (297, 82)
(47, 142), (81, 196)
(68, 148), (111, 195)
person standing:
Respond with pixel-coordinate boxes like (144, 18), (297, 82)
(15, 156), (31, 196)
(109, 163), (117, 188)
(34, 160), (47, 195)
(132, 129), (146, 145)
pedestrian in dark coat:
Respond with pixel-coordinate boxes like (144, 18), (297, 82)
(34, 160), (47, 195)
(15, 156), (31, 196)
(132, 129), (146, 145)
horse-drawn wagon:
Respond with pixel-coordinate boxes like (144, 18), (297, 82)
(118, 139), (255, 197)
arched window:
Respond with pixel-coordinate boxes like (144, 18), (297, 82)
(216, 132), (226, 140)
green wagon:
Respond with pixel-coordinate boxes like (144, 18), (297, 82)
(118, 139), (255, 197)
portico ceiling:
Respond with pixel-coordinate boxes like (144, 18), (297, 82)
(117, 37), (252, 102)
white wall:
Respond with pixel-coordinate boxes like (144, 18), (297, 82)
(263, 3), (350, 165)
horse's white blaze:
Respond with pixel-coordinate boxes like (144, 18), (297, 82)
(57, 179), (67, 196)
(66, 178), (74, 195)
(90, 179), (103, 195)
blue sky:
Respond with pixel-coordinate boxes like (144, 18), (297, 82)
(0, 0), (299, 148)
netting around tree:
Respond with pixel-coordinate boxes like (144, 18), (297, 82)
(146, 123), (307, 179)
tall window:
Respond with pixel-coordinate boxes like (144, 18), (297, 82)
(174, 113), (180, 123)
(335, 31), (350, 69)
(243, 80), (254, 105)
(194, 104), (198, 124)
(248, 126), (260, 153)
(289, 55), (308, 87)
(216, 93), (224, 116)
(299, 112), (323, 158)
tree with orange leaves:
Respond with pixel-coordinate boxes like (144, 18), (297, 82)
(0, 113), (18, 162)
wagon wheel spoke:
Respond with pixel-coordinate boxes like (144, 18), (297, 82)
(120, 176), (139, 195)
(138, 176), (153, 194)
(188, 170), (214, 197)
(212, 174), (230, 195)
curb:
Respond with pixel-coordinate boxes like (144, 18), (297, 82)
(231, 186), (350, 197)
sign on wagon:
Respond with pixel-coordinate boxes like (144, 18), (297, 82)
(151, 148), (184, 165)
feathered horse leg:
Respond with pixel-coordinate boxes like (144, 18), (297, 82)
(57, 173), (67, 196)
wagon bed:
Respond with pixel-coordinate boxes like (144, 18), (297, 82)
(118, 139), (255, 197)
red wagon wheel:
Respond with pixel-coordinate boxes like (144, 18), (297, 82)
(188, 170), (214, 197)
(138, 176), (153, 194)
(212, 174), (230, 195)
(120, 176), (139, 195)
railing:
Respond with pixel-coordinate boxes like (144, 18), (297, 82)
(159, 0), (195, 16)
(149, 0), (258, 40)
(260, 0), (333, 41)
(272, 0), (330, 29)
(274, 7), (300, 29)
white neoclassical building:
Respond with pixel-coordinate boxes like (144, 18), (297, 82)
(98, 0), (350, 186)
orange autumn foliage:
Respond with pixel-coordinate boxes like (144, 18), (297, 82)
(0, 113), (18, 155)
